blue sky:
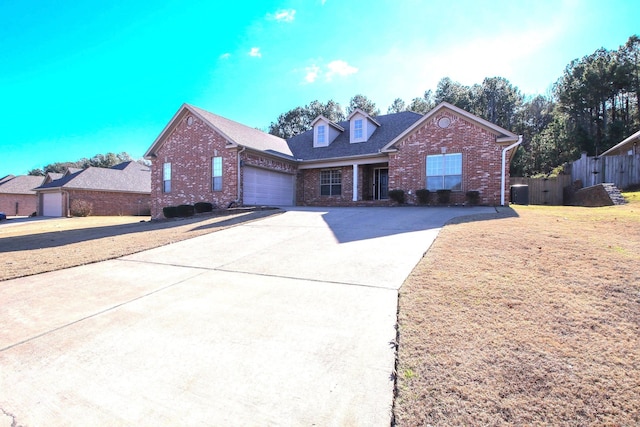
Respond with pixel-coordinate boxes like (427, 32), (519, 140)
(1, 0), (638, 175)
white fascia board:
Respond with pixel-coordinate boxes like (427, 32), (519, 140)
(297, 154), (388, 169)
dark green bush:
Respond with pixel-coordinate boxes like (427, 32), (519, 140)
(436, 189), (452, 204)
(415, 189), (430, 205)
(194, 202), (213, 213)
(388, 189), (405, 204)
(465, 190), (480, 205)
(163, 206), (179, 218)
(176, 204), (195, 217)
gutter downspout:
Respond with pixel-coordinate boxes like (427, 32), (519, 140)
(500, 135), (523, 206)
(236, 146), (246, 204)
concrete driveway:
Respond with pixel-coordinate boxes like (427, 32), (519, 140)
(0, 206), (495, 426)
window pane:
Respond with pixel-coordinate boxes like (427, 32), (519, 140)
(213, 176), (222, 191)
(444, 153), (462, 175)
(354, 119), (363, 139)
(426, 155), (443, 176)
(212, 157), (222, 177)
(426, 176), (443, 191)
(318, 125), (325, 143)
(332, 184), (341, 195)
(320, 185), (330, 196)
(444, 175), (462, 191)
(163, 163), (171, 180)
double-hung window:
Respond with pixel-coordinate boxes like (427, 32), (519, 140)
(317, 125), (326, 144)
(354, 119), (363, 139)
(212, 157), (222, 191)
(320, 169), (341, 196)
(426, 153), (462, 191)
(163, 162), (171, 193)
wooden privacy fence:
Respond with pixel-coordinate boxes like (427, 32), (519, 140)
(511, 175), (572, 205)
(570, 152), (640, 189)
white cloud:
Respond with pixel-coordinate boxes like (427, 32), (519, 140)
(304, 65), (320, 83)
(219, 53), (231, 60)
(325, 60), (358, 81)
(298, 59), (359, 84)
(267, 9), (296, 22)
(249, 47), (262, 58)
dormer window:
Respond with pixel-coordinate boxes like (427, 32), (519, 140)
(312, 116), (344, 148)
(348, 109), (380, 144)
(354, 119), (363, 139)
(317, 125), (326, 144)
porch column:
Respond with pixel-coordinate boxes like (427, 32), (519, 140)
(352, 164), (358, 202)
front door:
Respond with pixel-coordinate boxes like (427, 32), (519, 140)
(373, 168), (389, 200)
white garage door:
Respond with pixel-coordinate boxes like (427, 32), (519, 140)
(243, 167), (294, 206)
(42, 192), (63, 217)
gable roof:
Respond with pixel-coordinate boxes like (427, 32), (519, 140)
(0, 175), (15, 184)
(311, 115), (345, 131)
(145, 103), (294, 160)
(381, 102), (519, 152)
(35, 162), (150, 193)
(601, 129), (640, 156)
(287, 111), (423, 162)
(0, 175), (45, 195)
(347, 108), (381, 127)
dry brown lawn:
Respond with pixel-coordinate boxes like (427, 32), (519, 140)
(0, 209), (280, 281)
(394, 194), (640, 426)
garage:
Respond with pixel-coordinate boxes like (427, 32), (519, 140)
(42, 192), (63, 217)
(243, 167), (294, 206)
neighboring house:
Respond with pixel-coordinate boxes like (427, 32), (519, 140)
(34, 161), (151, 217)
(600, 129), (640, 156)
(144, 102), (521, 219)
(0, 175), (45, 216)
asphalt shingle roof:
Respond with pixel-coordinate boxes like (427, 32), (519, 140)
(0, 175), (45, 194)
(35, 162), (151, 193)
(188, 105), (294, 158)
(286, 111), (423, 161)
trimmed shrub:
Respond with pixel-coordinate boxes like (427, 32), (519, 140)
(388, 189), (405, 204)
(466, 190), (480, 205)
(176, 204), (195, 217)
(194, 202), (213, 213)
(415, 189), (430, 205)
(70, 199), (93, 217)
(436, 189), (452, 204)
(163, 206), (179, 218)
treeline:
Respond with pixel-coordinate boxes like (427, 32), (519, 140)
(268, 35), (639, 177)
(28, 152), (147, 176)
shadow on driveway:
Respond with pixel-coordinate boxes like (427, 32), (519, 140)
(0, 210), (281, 253)
(299, 206), (519, 244)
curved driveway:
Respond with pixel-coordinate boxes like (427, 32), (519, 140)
(0, 206), (495, 426)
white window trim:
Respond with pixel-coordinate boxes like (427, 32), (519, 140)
(320, 169), (342, 196)
(163, 162), (171, 193)
(212, 156), (222, 191)
(425, 153), (462, 191)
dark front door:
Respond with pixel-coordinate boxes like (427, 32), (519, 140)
(373, 168), (389, 200)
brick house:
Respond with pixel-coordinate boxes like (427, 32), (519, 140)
(144, 102), (521, 219)
(34, 162), (151, 217)
(0, 175), (45, 216)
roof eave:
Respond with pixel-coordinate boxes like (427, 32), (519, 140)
(600, 129), (640, 156)
(380, 102), (519, 151)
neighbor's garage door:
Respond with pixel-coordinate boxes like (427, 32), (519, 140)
(243, 167), (294, 206)
(42, 192), (63, 217)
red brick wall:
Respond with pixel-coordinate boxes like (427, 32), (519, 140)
(298, 166), (354, 206)
(67, 190), (150, 216)
(149, 113), (297, 218)
(150, 114), (240, 219)
(0, 194), (37, 216)
(388, 110), (510, 205)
